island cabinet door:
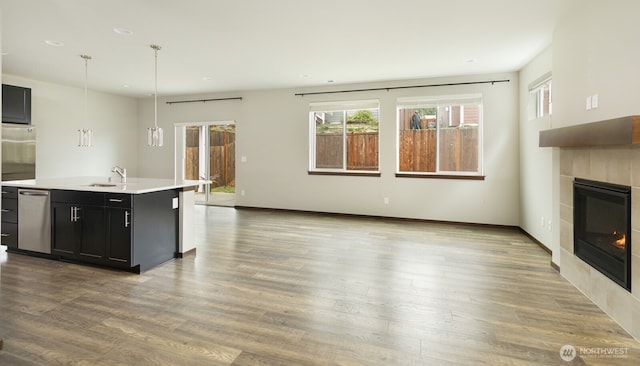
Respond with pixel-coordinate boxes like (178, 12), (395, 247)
(106, 207), (131, 266)
(51, 202), (81, 257)
(77, 205), (106, 263)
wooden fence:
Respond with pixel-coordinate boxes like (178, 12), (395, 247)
(399, 128), (478, 172)
(316, 128), (478, 172)
(316, 132), (379, 170)
(185, 128), (236, 187)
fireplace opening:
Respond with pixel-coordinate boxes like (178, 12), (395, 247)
(574, 178), (631, 291)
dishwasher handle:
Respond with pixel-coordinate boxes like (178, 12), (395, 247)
(19, 191), (50, 197)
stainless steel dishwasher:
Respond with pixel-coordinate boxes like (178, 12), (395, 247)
(18, 189), (51, 254)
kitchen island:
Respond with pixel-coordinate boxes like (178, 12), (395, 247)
(1, 177), (203, 273)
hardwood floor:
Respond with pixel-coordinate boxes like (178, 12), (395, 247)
(0, 206), (638, 365)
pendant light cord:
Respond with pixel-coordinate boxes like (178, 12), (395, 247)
(84, 58), (88, 124)
(151, 45), (161, 129)
(154, 47), (158, 128)
(81, 54), (91, 126)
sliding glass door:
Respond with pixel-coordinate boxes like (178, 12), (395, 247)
(180, 121), (236, 206)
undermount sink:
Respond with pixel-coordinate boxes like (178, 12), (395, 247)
(87, 183), (117, 187)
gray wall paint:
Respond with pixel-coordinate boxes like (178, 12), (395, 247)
(138, 73), (521, 225)
(518, 48), (554, 261)
(552, 0), (640, 128)
(547, 0), (640, 267)
(1, 74), (139, 179)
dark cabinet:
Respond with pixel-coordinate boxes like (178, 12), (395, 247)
(1, 186), (18, 248)
(51, 191), (105, 263)
(51, 202), (78, 255)
(48, 188), (177, 272)
(2, 84), (32, 124)
(106, 194), (132, 267)
(78, 205), (106, 261)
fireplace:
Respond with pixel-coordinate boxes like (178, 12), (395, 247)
(573, 178), (631, 291)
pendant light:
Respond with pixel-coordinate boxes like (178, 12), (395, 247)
(78, 54), (93, 147)
(148, 44), (163, 147)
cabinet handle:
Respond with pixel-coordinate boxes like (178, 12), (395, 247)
(125, 211), (130, 228)
(0, 233), (10, 237)
(109, 198), (123, 203)
(19, 191), (49, 197)
(0, 209), (10, 213)
(71, 206), (81, 222)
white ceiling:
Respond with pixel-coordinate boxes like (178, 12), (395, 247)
(0, 0), (576, 98)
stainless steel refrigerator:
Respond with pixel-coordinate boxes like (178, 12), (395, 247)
(2, 123), (36, 181)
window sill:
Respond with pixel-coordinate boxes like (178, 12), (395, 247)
(395, 173), (485, 180)
(308, 171), (381, 177)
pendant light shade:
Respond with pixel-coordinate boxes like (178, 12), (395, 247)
(148, 44), (163, 147)
(78, 54), (93, 147)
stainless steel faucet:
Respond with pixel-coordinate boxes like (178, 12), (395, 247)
(111, 166), (127, 183)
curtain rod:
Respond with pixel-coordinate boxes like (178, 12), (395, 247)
(166, 97), (243, 105)
(294, 79), (510, 97)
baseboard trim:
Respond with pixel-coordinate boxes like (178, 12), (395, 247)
(176, 248), (197, 258)
(518, 228), (552, 255)
(233, 205), (520, 231)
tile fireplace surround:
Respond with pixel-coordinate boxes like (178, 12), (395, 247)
(541, 116), (640, 340)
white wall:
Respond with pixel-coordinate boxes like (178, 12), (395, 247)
(2, 75), (139, 179)
(139, 73), (521, 226)
(137, 94), (243, 179)
(549, 0), (640, 267)
(518, 48), (555, 261)
(552, 0), (640, 128)
(518, 0), (640, 268)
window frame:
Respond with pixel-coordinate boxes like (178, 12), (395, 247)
(395, 94), (484, 179)
(308, 99), (381, 176)
(528, 73), (552, 120)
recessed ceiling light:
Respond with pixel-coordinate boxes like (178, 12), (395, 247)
(202, 76), (213, 81)
(44, 40), (64, 47)
(113, 27), (133, 36)
(123, 84), (130, 88)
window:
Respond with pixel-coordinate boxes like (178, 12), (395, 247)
(397, 94), (483, 176)
(309, 100), (379, 174)
(528, 74), (552, 120)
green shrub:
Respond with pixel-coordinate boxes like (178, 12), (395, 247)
(347, 110), (377, 124)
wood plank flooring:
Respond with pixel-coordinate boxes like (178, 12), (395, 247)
(0, 206), (638, 365)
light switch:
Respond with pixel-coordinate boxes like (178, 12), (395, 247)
(172, 197), (179, 209)
(586, 96), (592, 110)
(591, 94), (598, 108)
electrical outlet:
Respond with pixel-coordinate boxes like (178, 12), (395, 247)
(241, 190), (245, 196)
(541, 216), (545, 227)
(591, 94), (598, 108)
(384, 197), (389, 204)
(547, 219), (552, 232)
(586, 96), (592, 110)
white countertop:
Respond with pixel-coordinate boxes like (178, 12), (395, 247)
(1, 177), (207, 194)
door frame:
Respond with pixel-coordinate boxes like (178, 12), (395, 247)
(174, 120), (235, 204)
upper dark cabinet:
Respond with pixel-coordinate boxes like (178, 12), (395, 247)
(2, 84), (32, 125)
